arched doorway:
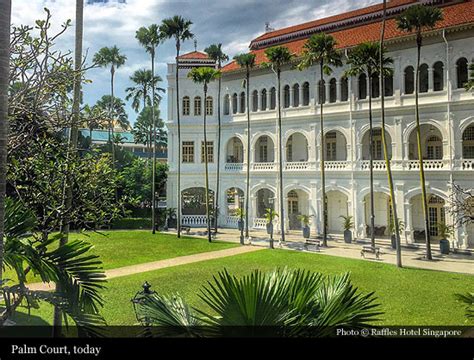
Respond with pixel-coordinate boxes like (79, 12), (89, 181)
(226, 137), (244, 163)
(254, 135), (275, 163)
(411, 194), (446, 243)
(256, 188), (275, 218)
(181, 187), (215, 227)
(326, 191), (348, 234)
(408, 124), (443, 160)
(286, 133), (308, 162)
(364, 192), (390, 237)
(225, 187), (244, 228)
(287, 190), (300, 230)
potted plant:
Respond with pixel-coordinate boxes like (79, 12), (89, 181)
(235, 208), (245, 231)
(297, 214), (313, 239)
(388, 219), (405, 249)
(437, 222), (454, 255)
(265, 208), (278, 235)
(340, 215), (354, 243)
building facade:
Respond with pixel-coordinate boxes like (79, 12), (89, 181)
(166, 0), (474, 249)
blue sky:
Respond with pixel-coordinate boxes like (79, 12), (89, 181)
(11, 0), (377, 125)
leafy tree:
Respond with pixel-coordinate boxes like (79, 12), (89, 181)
(262, 46), (294, 243)
(134, 268), (381, 337)
(297, 33), (342, 247)
(125, 69), (164, 112)
(397, 4), (443, 260)
(160, 15), (194, 238)
(95, 95), (130, 130)
(131, 106), (164, 159)
(205, 43), (229, 233)
(187, 67), (221, 242)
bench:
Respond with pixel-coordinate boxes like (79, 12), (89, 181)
(304, 239), (322, 251)
(360, 245), (381, 259)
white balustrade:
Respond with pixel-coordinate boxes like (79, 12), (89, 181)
(181, 215), (208, 227)
(253, 218), (267, 229)
(324, 161), (350, 170)
(407, 159), (446, 170)
(252, 162), (277, 171)
(225, 216), (240, 228)
(284, 161), (312, 171)
(225, 163), (244, 172)
(461, 159), (474, 170)
(361, 160), (387, 170)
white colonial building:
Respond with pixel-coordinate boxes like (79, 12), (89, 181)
(166, 0), (474, 249)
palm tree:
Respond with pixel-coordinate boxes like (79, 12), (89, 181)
(93, 46), (127, 171)
(380, 0), (402, 268)
(397, 4), (443, 260)
(188, 67), (221, 242)
(160, 16), (194, 238)
(95, 95), (130, 130)
(205, 43), (229, 235)
(262, 46), (294, 243)
(136, 24), (163, 235)
(125, 69), (164, 112)
(346, 42), (393, 249)
(0, 0), (11, 284)
(234, 53), (256, 240)
(133, 268), (381, 336)
(54, 0), (84, 334)
(297, 33), (342, 247)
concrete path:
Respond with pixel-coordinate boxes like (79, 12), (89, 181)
(27, 245), (263, 292)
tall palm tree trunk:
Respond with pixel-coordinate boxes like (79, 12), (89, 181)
(203, 85), (211, 242)
(53, 0), (83, 334)
(277, 69), (286, 242)
(244, 69), (250, 239)
(110, 67), (116, 171)
(368, 73), (375, 248)
(415, 34), (432, 260)
(380, 0), (402, 267)
(0, 0), (11, 284)
(151, 50), (157, 234)
(214, 65), (222, 234)
(176, 42), (182, 238)
(320, 62), (327, 246)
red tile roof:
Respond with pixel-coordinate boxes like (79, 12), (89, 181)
(178, 51), (210, 60)
(223, 0), (474, 73)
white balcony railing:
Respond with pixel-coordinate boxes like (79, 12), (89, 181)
(361, 160), (387, 170)
(407, 159), (446, 170)
(225, 163), (244, 172)
(325, 160), (351, 170)
(253, 218), (267, 229)
(252, 162), (277, 171)
(181, 215), (208, 227)
(461, 159), (474, 170)
(284, 161), (313, 171)
(224, 216), (240, 228)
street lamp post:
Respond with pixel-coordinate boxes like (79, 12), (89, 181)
(131, 281), (156, 329)
(268, 197), (274, 249)
(239, 196), (244, 245)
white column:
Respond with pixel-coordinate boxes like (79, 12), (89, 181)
(257, 91), (262, 111)
(405, 202), (414, 244)
(325, 83), (330, 104)
(299, 85), (304, 107)
(428, 67), (434, 92)
(289, 87), (294, 108)
(336, 80), (341, 102)
(266, 90), (271, 111)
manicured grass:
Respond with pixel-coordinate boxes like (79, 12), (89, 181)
(13, 248), (474, 327)
(3, 230), (238, 283)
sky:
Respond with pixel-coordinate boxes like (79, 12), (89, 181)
(11, 0), (378, 125)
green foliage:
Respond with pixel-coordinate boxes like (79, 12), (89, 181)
(436, 223), (454, 240)
(95, 95), (130, 130)
(159, 16), (194, 45)
(233, 53), (256, 70)
(265, 208), (279, 223)
(262, 46), (294, 71)
(234, 208), (245, 218)
(136, 24), (162, 55)
(345, 42), (393, 78)
(134, 268), (381, 336)
(187, 67), (221, 87)
(131, 106), (166, 149)
(396, 4), (443, 34)
(125, 69), (165, 113)
(204, 43), (229, 67)
(455, 292), (474, 321)
(340, 215), (354, 231)
(93, 45), (127, 71)
(389, 219), (405, 235)
(297, 33), (342, 75)
(111, 218), (151, 230)
(297, 214), (313, 226)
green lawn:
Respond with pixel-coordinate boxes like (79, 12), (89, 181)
(13, 248), (474, 327)
(3, 230), (238, 283)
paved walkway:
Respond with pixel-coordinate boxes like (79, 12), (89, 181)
(169, 228), (474, 275)
(27, 245), (263, 292)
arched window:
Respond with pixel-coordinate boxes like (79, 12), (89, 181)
(358, 74), (367, 99)
(261, 89), (267, 110)
(293, 84), (300, 107)
(223, 94), (230, 115)
(270, 87), (276, 110)
(206, 96), (213, 116)
(384, 74), (394, 96)
(318, 80), (326, 104)
(302, 82), (310, 106)
(194, 96), (201, 116)
(463, 125), (474, 159)
(329, 78), (337, 103)
(419, 63), (428, 93)
(340, 77), (348, 102)
(404, 66), (414, 94)
(426, 135), (442, 160)
(232, 93), (238, 114)
(252, 90), (258, 112)
(456, 58), (468, 89)
(182, 96), (190, 116)
(239, 92), (245, 113)
(371, 74), (380, 98)
(284, 85), (290, 108)
(433, 61), (444, 91)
